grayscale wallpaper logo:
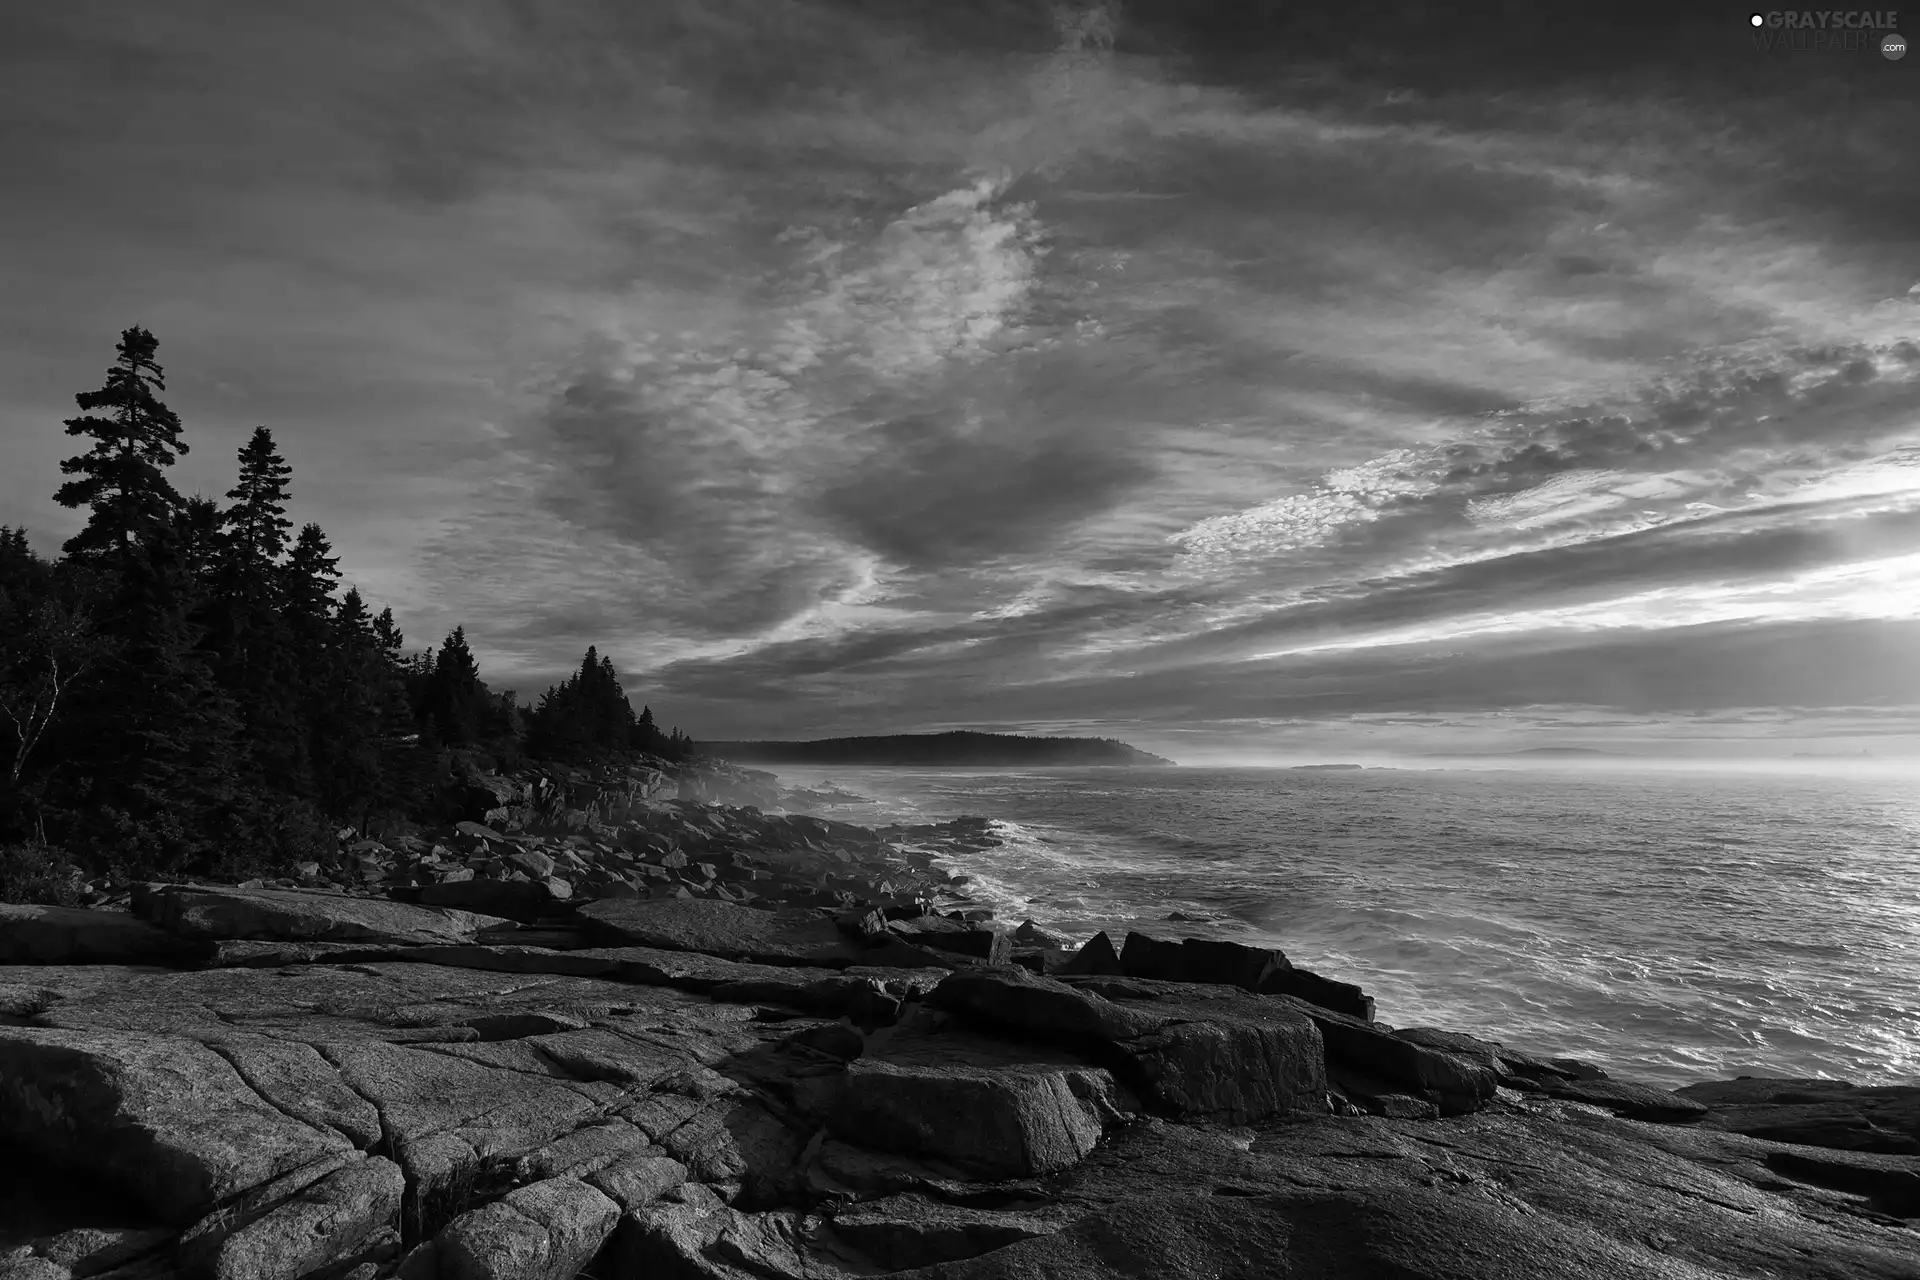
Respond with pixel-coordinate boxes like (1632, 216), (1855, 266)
(1747, 10), (1906, 51)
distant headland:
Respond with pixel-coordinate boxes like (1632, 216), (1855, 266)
(703, 730), (1176, 767)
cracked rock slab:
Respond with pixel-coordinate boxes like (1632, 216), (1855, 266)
(201, 1156), (404, 1280)
(133, 885), (513, 948)
(576, 900), (868, 969)
(207, 1036), (385, 1151)
(0, 1026), (353, 1224)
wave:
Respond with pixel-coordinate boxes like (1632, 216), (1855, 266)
(785, 764), (1920, 1088)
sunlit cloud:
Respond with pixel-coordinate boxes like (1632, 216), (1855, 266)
(2, 0), (1918, 750)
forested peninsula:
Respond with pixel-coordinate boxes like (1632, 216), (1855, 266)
(0, 326), (697, 899)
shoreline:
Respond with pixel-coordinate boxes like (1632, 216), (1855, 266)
(0, 755), (1916, 1277)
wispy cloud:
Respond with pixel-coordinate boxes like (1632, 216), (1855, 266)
(3, 0), (1917, 752)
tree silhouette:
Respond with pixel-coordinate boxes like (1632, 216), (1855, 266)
(7, 323), (714, 891)
(54, 327), (189, 564)
(423, 627), (486, 746)
(223, 428), (293, 568)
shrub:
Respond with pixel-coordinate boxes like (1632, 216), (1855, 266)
(0, 842), (87, 905)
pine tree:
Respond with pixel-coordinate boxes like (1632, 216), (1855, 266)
(597, 654), (635, 746)
(172, 497), (223, 586)
(281, 522), (340, 629)
(223, 429), (293, 566)
(308, 586), (384, 825)
(204, 433), (310, 799)
(0, 527), (52, 604)
(371, 608), (406, 673)
(423, 627), (485, 746)
(53, 327), (189, 564)
(64, 528), (242, 875)
(209, 429), (293, 663)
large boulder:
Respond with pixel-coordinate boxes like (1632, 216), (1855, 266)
(928, 967), (1325, 1123)
(1115, 930), (1374, 1021)
(0, 904), (200, 967)
(133, 884), (513, 947)
(887, 917), (1013, 965)
(830, 1026), (1123, 1179)
(0, 1026), (354, 1224)
(575, 899), (867, 968)
(1057, 931), (1123, 976)
(1258, 966), (1375, 1022)
(1118, 932), (1284, 990)
(1264, 993), (1498, 1116)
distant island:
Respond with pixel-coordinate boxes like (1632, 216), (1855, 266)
(1291, 763), (1365, 771)
(702, 731), (1175, 767)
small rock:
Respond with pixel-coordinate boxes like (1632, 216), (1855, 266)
(507, 850), (557, 880)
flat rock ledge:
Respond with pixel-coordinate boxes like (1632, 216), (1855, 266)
(0, 880), (1915, 1280)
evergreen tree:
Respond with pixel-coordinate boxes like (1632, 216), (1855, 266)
(281, 522), (340, 629)
(64, 529), (242, 875)
(528, 646), (642, 761)
(53, 327), (189, 564)
(308, 587), (384, 825)
(172, 497), (223, 586)
(422, 627), (485, 746)
(597, 654), (635, 745)
(223, 428), (293, 568)
(205, 433), (309, 799)
(11, 323), (730, 886)
(0, 527), (53, 604)
(370, 607), (408, 680)
(209, 428), (293, 665)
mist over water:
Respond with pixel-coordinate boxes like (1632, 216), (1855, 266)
(777, 764), (1920, 1088)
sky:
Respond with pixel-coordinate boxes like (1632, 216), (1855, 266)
(3, 1), (1919, 762)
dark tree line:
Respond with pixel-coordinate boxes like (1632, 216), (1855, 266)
(0, 327), (695, 895)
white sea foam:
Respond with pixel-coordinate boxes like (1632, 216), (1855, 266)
(775, 763), (1920, 1086)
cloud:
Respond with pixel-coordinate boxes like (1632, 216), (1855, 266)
(7, 0), (1920, 752)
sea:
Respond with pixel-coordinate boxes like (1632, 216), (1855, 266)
(768, 762), (1920, 1089)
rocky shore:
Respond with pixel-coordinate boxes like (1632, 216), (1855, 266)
(1, 759), (1916, 1279)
